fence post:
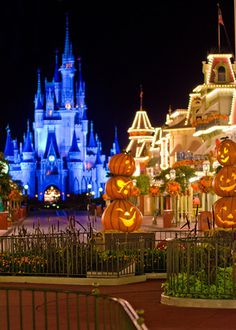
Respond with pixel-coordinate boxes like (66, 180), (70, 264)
(139, 236), (144, 275)
(232, 241), (236, 299)
(116, 239), (120, 277)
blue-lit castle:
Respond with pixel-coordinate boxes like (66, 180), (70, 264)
(4, 17), (120, 202)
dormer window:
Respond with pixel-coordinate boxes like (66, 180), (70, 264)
(218, 66), (226, 82)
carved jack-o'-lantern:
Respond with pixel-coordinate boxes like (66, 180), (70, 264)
(217, 139), (236, 166)
(213, 166), (236, 197)
(213, 197), (236, 228)
(108, 153), (136, 176)
(101, 199), (142, 232)
(105, 176), (134, 199)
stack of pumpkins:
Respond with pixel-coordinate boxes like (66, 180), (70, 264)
(213, 138), (236, 228)
(101, 152), (143, 232)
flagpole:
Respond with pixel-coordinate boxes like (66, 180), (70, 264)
(234, 0), (236, 58)
(217, 3), (221, 52)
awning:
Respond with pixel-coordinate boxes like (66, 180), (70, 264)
(194, 141), (214, 155)
(186, 139), (202, 152)
(170, 144), (182, 156)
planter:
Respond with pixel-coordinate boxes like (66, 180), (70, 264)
(163, 210), (173, 228)
(0, 212), (8, 230)
(198, 211), (212, 231)
(87, 262), (136, 278)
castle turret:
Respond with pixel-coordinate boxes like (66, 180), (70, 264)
(4, 126), (14, 163)
(59, 15), (75, 109)
(110, 126), (121, 155)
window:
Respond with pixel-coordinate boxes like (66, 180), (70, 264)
(218, 66), (226, 82)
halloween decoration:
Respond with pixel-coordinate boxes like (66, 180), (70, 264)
(213, 166), (236, 197)
(213, 138), (236, 228)
(149, 185), (160, 197)
(213, 197), (236, 228)
(198, 176), (213, 194)
(102, 152), (143, 232)
(105, 176), (134, 200)
(108, 152), (135, 176)
(101, 199), (142, 232)
(216, 138), (236, 166)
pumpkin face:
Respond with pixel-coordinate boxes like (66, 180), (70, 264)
(213, 197), (236, 228)
(217, 139), (236, 166)
(101, 199), (142, 232)
(213, 166), (236, 197)
(108, 153), (135, 176)
(105, 176), (134, 199)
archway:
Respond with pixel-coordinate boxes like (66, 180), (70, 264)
(44, 186), (61, 204)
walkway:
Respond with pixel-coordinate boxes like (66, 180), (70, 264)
(2, 280), (236, 330)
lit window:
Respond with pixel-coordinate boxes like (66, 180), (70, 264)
(218, 66), (226, 82)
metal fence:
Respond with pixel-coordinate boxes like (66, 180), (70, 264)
(0, 285), (148, 330)
(0, 229), (203, 277)
(165, 235), (236, 299)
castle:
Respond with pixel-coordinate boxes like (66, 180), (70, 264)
(4, 17), (120, 202)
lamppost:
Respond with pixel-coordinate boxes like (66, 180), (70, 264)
(99, 187), (103, 197)
(169, 169), (177, 225)
(202, 160), (210, 211)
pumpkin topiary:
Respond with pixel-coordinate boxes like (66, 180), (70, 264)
(101, 199), (142, 232)
(105, 176), (134, 200)
(213, 197), (236, 228)
(213, 166), (236, 197)
(108, 152), (135, 176)
(216, 138), (236, 166)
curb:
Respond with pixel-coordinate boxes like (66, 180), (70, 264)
(161, 294), (236, 309)
(0, 275), (147, 286)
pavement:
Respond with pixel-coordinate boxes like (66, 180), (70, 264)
(0, 209), (192, 237)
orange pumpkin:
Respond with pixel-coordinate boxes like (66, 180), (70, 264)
(108, 153), (135, 176)
(213, 166), (236, 197)
(105, 176), (134, 199)
(101, 199), (142, 232)
(213, 197), (236, 228)
(217, 139), (236, 166)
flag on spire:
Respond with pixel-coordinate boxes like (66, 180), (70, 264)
(218, 4), (224, 26)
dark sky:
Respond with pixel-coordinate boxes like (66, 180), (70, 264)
(0, 0), (235, 154)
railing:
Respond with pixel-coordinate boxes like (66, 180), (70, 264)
(164, 236), (236, 299)
(0, 285), (148, 329)
(0, 229), (204, 277)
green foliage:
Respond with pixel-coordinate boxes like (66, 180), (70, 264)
(133, 174), (150, 195)
(154, 165), (196, 194)
(163, 267), (233, 299)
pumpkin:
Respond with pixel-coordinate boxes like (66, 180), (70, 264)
(131, 186), (140, 197)
(149, 185), (160, 196)
(213, 166), (236, 197)
(108, 153), (135, 176)
(213, 197), (236, 228)
(217, 139), (236, 166)
(198, 176), (213, 194)
(101, 199), (142, 232)
(105, 176), (134, 199)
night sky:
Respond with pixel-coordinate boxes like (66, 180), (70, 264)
(0, 0), (235, 154)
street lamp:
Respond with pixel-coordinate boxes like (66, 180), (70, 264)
(169, 168), (177, 225)
(202, 160), (210, 211)
(99, 187), (103, 196)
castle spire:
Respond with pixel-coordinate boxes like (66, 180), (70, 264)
(23, 121), (34, 153)
(64, 14), (70, 58)
(88, 121), (97, 148)
(35, 69), (43, 109)
(54, 49), (60, 83)
(69, 130), (80, 152)
(4, 126), (14, 157)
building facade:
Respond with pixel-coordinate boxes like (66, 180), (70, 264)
(4, 17), (120, 202)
